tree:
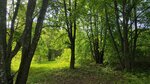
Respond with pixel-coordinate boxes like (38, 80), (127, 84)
(0, 0), (49, 83)
(6, 0), (21, 83)
(106, 0), (150, 70)
(81, 0), (107, 64)
(16, 0), (49, 83)
(0, 0), (7, 84)
(63, 0), (77, 69)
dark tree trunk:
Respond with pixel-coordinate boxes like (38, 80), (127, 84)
(15, 56), (32, 84)
(70, 0), (77, 69)
(0, 0), (7, 84)
(16, 0), (37, 83)
(94, 39), (100, 64)
(16, 0), (48, 83)
(132, 5), (138, 67)
(6, 0), (21, 83)
(122, 0), (131, 70)
(114, 0), (124, 52)
(5, 59), (13, 84)
(99, 50), (104, 64)
(70, 39), (75, 69)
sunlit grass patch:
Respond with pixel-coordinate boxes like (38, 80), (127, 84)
(11, 53), (150, 84)
(26, 62), (126, 84)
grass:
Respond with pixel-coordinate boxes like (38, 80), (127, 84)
(27, 63), (125, 84)
(11, 55), (150, 84)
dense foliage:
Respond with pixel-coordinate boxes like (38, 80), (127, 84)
(0, 0), (150, 84)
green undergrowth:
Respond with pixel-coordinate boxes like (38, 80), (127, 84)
(11, 55), (150, 84)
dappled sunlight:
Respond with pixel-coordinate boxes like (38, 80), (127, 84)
(27, 61), (126, 84)
(11, 50), (150, 84)
(31, 61), (69, 70)
(11, 51), (22, 71)
(1, 0), (150, 83)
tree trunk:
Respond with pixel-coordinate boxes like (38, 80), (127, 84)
(0, 0), (7, 83)
(0, 52), (7, 84)
(70, 39), (75, 69)
(132, 5), (138, 67)
(15, 56), (32, 84)
(16, 0), (48, 83)
(94, 38), (100, 64)
(6, 0), (21, 83)
(5, 59), (13, 84)
(122, 0), (131, 70)
(114, 0), (124, 53)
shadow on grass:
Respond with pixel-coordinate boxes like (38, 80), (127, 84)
(27, 64), (126, 84)
(12, 60), (150, 84)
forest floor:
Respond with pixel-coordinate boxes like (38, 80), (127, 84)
(12, 59), (150, 84)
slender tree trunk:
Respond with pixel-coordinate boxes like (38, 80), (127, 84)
(90, 14), (96, 61)
(132, 5), (138, 68)
(70, 0), (77, 69)
(99, 19), (108, 64)
(94, 13), (101, 64)
(70, 39), (75, 69)
(86, 28), (95, 60)
(94, 38), (100, 64)
(6, 1), (21, 83)
(114, 0), (124, 53)
(122, 0), (130, 70)
(105, 4), (124, 69)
